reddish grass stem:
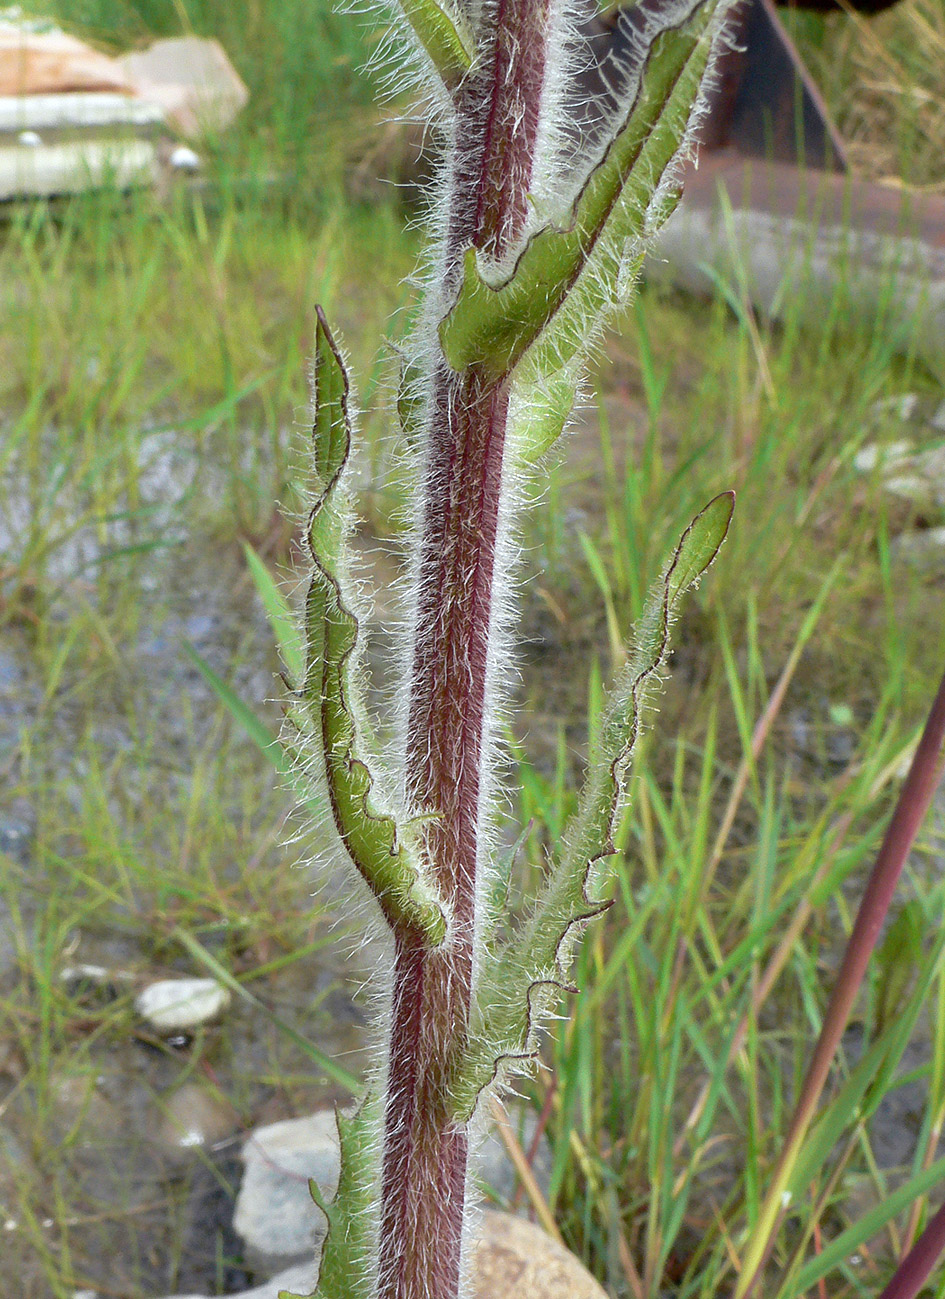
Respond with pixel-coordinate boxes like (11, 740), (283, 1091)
(738, 663), (945, 1299)
(878, 1201), (945, 1299)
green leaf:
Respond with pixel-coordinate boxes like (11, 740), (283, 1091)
(182, 642), (294, 779)
(787, 928), (945, 1204)
(438, 0), (719, 377)
(302, 310), (447, 947)
(243, 542), (304, 684)
(509, 363), (580, 465)
(790, 1154), (945, 1296)
(281, 1096), (380, 1299)
(447, 494), (733, 1118)
(398, 0), (474, 91)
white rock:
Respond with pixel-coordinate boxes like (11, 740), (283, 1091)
(169, 144), (200, 171)
(135, 977), (230, 1032)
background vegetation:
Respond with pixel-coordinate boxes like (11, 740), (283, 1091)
(1, 0), (944, 1296)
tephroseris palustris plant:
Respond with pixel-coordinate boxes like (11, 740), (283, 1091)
(285, 1), (735, 1296)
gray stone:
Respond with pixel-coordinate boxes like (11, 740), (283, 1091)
(889, 527), (945, 574)
(135, 977), (231, 1033)
(233, 1111), (338, 1274)
(649, 187), (945, 370)
(853, 438), (945, 515)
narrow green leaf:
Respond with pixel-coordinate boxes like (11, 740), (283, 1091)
(182, 642), (293, 778)
(171, 927), (360, 1094)
(790, 1155), (945, 1295)
(788, 929), (945, 1201)
(447, 494), (734, 1117)
(303, 310), (447, 947)
(243, 542), (304, 684)
(398, 0), (474, 91)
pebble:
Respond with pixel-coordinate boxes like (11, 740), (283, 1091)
(135, 978), (231, 1033)
(154, 1083), (237, 1160)
(170, 144), (201, 171)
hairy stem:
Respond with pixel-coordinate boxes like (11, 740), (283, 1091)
(378, 1), (552, 1294)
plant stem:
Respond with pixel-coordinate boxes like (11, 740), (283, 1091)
(736, 664), (945, 1299)
(878, 1201), (945, 1299)
(377, 4), (552, 1295)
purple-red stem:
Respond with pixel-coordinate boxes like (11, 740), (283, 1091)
(740, 664), (945, 1299)
(790, 663), (945, 1155)
(878, 1201), (945, 1299)
(376, 3), (552, 1296)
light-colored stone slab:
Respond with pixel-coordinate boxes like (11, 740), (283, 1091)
(118, 37), (248, 138)
(0, 90), (163, 133)
(0, 137), (157, 199)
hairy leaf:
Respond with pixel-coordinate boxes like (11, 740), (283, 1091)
(280, 1096), (379, 1299)
(438, 0), (718, 378)
(448, 494), (734, 1118)
(398, 0), (474, 90)
(301, 309), (446, 947)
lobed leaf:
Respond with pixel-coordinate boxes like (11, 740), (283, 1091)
(280, 1096), (380, 1299)
(300, 310), (447, 947)
(507, 362), (580, 467)
(398, 0), (475, 91)
(448, 494), (734, 1118)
